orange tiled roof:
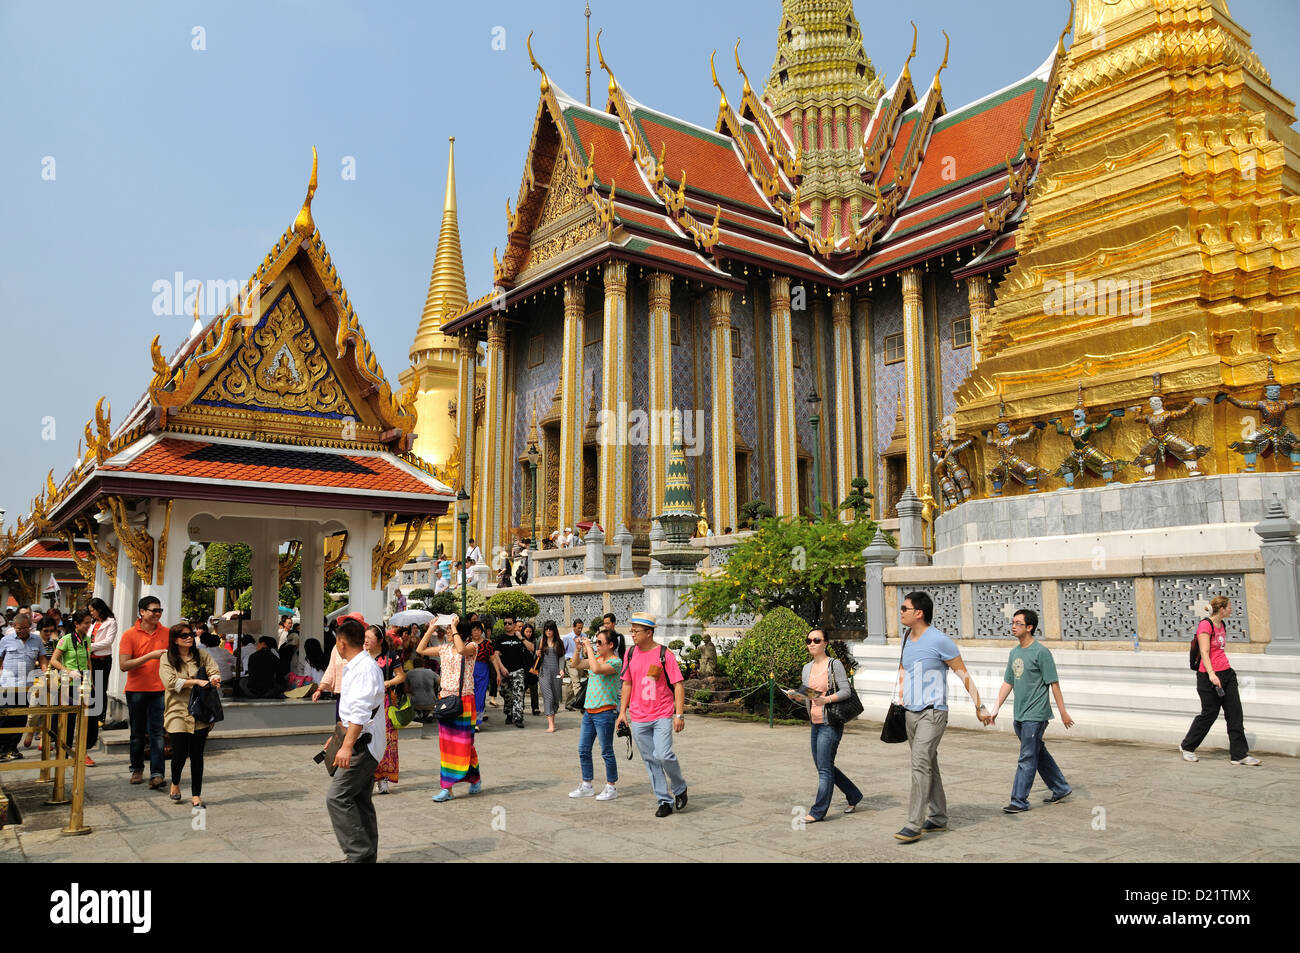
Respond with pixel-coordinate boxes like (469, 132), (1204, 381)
(633, 108), (769, 211)
(101, 438), (442, 496)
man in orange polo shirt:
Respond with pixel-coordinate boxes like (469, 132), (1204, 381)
(119, 596), (169, 788)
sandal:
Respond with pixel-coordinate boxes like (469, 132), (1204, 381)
(192, 799), (205, 809)
(170, 788), (182, 803)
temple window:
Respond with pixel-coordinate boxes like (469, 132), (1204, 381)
(952, 317), (971, 349)
(883, 332), (904, 364)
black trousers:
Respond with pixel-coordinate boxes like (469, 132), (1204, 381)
(170, 727), (212, 795)
(1181, 668), (1249, 761)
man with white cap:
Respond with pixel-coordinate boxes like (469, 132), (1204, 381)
(615, 613), (688, 817)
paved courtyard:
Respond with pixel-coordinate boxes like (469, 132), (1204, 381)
(2, 715), (1296, 863)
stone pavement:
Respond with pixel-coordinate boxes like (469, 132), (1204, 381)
(2, 714), (1296, 863)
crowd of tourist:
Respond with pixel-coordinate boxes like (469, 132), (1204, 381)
(0, 587), (1265, 864)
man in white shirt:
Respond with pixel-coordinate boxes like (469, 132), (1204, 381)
(466, 539), (483, 565)
(325, 617), (385, 863)
(434, 573), (449, 595)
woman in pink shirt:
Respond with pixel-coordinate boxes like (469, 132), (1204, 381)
(1179, 596), (1260, 765)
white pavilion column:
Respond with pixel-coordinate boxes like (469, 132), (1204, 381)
(138, 498), (184, 626)
(647, 271), (673, 516)
(300, 525), (324, 646)
(558, 277), (586, 531)
(831, 292), (858, 521)
(769, 276), (800, 517)
(109, 529), (136, 703)
(346, 512), (386, 625)
(251, 526), (279, 638)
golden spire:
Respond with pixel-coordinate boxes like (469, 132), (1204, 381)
(711, 49), (728, 112)
(932, 30), (950, 95)
(410, 137), (470, 361)
(585, 3), (592, 106)
(293, 146), (318, 237)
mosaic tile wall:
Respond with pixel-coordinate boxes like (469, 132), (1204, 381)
(732, 292), (760, 507)
(933, 275), (972, 424)
(871, 282), (905, 502)
(820, 300), (839, 502)
(752, 284), (774, 505)
(511, 299), (564, 528)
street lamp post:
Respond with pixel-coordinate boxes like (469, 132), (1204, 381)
(456, 488), (470, 618)
(808, 390), (823, 519)
(526, 438), (541, 553)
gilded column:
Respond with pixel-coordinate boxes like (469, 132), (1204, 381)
(479, 314), (509, 568)
(647, 271), (673, 515)
(708, 288), (738, 533)
(768, 277), (799, 517)
(454, 331), (477, 556)
(558, 278), (586, 531)
(599, 260), (629, 535)
(854, 295), (876, 518)
(901, 267), (930, 494)
(966, 273), (991, 368)
(831, 292), (857, 521)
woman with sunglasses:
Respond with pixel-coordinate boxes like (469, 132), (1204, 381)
(569, 627), (624, 801)
(158, 623), (221, 808)
(786, 628), (862, 823)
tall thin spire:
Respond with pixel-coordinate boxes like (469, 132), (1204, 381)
(585, 3), (592, 106)
(410, 136), (469, 361)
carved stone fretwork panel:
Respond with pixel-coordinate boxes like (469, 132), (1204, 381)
(538, 558), (559, 578)
(928, 584), (963, 639)
(972, 582), (1043, 639)
(197, 289), (356, 418)
(828, 582), (866, 631)
(534, 594), (565, 622)
(711, 545), (734, 568)
(1058, 578), (1137, 640)
(1155, 575), (1249, 642)
(570, 593), (604, 627)
(712, 604), (757, 629)
(609, 590), (642, 624)
(564, 556), (585, 577)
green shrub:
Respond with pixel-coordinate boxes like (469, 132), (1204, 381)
(485, 590), (540, 620)
(722, 606), (811, 717)
(426, 587), (487, 617)
(694, 689), (713, 704)
(408, 588), (436, 602)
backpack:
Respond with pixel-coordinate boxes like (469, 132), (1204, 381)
(628, 643), (679, 689)
(1189, 618), (1214, 671)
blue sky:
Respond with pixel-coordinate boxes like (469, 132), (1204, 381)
(1, 0), (1297, 523)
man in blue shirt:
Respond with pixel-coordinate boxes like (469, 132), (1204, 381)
(0, 612), (49, 761)
(989, 608), (1074, 812)
(893, 591), (991, 843)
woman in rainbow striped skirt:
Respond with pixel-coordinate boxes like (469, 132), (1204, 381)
(433, 620), (482, 801)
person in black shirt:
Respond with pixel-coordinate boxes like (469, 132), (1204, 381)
(493, 616), (533, 728)
(240, 637), (283, 698)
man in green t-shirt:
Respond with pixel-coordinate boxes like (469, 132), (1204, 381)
(989, 609), (1074, 813)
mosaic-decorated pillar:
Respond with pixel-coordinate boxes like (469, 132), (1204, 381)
(478, 314), (509, 570)
(708, 288), (738, 533)
(966, 273), (991, 368)
(558, 278), (586, 532)
(647, 271), (674, 518)
(831, 292), (857, 521)
(454, 331), (477, 557)
(901, 267), (931, 495)
(854, 294), (876, 518)
(769, 276), (800, 517)
(599, 260), (629, 536)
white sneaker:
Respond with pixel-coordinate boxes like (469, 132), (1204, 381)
(1180, 748), (1199, 763)
(569, 782), (595, 798)
(596, 784), (618, 801)
(1231, 755), (1261, 766)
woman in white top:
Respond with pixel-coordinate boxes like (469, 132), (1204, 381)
(87, 598), (117, 748)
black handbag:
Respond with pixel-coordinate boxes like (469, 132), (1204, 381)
(880, 637), (909, 744)
(187, 655), (224, 725)
(433, 651), (468, 724)
(824, 660), (864, 727)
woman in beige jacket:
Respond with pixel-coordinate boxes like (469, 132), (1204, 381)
(158, 623), (221, 808)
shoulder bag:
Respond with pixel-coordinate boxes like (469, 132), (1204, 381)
(432, 650), (467, 723)
(187, 653), (225, 725)
(824, 658), (864, 727)
(880, 636), (909, 744)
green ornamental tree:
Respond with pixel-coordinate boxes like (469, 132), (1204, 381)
(682, 507), (886, 626)
(485, 590), (540, 620)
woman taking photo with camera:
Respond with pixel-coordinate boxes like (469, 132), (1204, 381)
(433, 620), (482, 801)
(569, 626), (623, 801)
(786, 628), (862, 823)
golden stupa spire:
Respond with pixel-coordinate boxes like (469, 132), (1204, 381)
(410, 136), (470, 361)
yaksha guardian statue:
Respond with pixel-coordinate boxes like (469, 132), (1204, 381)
(1216, 363), (1300, 471)
(932, 430), (976, 508)
(1050, 386), (1127, 487)
(983, 411), (1049, 494)
(1130, 392), (1211, 480)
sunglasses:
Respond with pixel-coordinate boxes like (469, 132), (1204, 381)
(806, 638), (824, 644)
(177, 632), (194, 638)
(145, 608), (163, 614)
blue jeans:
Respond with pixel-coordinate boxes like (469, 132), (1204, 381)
(630, 717), (686, 805)
(1010, 720), (1070, 809)
(810, 722), (862, 820)
(578, 709), (618, 784)
(127, 690), (165, 778)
